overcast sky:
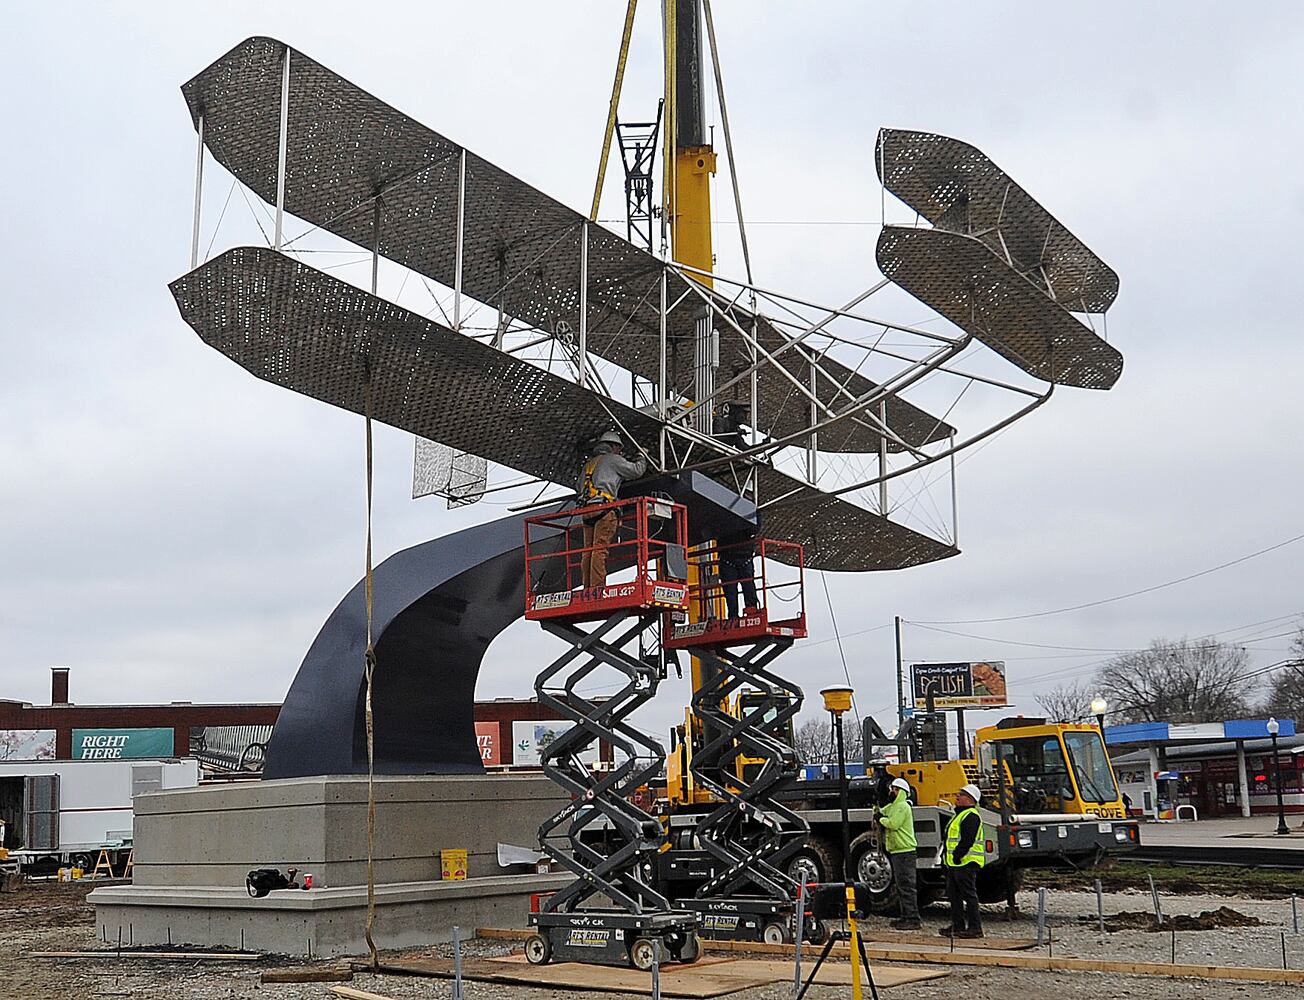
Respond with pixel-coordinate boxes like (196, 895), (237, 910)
(3, 3), (1302, 748)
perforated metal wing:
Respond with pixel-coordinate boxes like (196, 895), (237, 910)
(875, 128), (1123, 390)
(876, 128), (1119, 314)
(180, 36), (953, 455)
(169, 247), (957, 572)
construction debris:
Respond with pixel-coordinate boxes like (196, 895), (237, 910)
(1089, 906), (1264, 933)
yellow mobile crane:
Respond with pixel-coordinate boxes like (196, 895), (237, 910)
(663, 698), (1140, 913)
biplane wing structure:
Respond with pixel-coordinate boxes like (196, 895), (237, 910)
(876, 129), (1119, 312)
(875, 128), (1123, 390)
(170, 247), (958, 572)
(180, 36), (953, 456)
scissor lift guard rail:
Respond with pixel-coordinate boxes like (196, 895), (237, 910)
(662, 539), (814, 945)
(523, 496), (701, 969)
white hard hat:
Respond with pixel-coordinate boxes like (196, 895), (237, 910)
(890, 777), (911, 793)
(598, 429), (623, 445)
(959, 783), (982, 804)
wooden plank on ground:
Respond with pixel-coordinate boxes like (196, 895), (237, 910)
(720, 958), (947, 988)
(866, 930), (1038, 951)
(331, 987), (399, 1000)
(476, 927), (530, 940)
(851, 948), (1304, 986)
(386, 955), (943, 996)
(703, 938), (1017, 960)
(26, 950), (261, 961)
(261, 965), (353, 983)
(706, 937), (1304, 985)
(384, 957), (773, 998)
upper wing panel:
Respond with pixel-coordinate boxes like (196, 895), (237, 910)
(182, 37), (953, 455)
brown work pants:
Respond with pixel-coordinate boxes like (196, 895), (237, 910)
(581, 511), (618, 589)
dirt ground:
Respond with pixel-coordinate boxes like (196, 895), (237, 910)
(2, 879), (1303, 1000)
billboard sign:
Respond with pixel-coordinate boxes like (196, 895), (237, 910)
(72, 728), (175, 760)
(0, 730), (56, 761)
(475, 722), (501, 766)
(911, 661), (1008, 710)
(510, 720), (597, 767)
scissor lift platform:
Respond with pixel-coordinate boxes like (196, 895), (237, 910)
(524, 494), (700, 968)
(663, 537), (807, 649)
(525, 496), (690, 623)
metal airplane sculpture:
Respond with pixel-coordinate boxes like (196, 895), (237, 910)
(171, 36), (1123, 576)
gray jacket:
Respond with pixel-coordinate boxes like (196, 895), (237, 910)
(578, 443), (647, 501)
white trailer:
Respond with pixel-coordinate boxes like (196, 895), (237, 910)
(0, 758), (199, 872)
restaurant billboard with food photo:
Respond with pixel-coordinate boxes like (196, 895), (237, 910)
(911, 661), (1009, 710)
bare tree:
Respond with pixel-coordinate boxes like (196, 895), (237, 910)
(1036, 680), (1093, 723)
(1261, 624), (1304, 722)
(793, 717), (832, 764)
(1096, 637), (1253, 724)
(792, 715), (864, 765)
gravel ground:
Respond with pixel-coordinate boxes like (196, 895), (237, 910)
(3, 881), (1304, 1000)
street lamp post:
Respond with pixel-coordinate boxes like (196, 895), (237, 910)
(1268, 717), (1290, 836)
(1090, 696), (1109, 735)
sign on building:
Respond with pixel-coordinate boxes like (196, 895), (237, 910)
(510, 720), (598, 767)
(474, 721), (501, 766)
(71, 728), (175, 760)
(0, 729), (56, 761)
(911, 661), (1008, 710)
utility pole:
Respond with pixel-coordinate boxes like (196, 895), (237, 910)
(894, 616), (905, 729)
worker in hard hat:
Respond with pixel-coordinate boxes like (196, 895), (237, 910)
(878, 776), (921, 930)
(939, 783), (986, 939)
(576, 430), (648, 589)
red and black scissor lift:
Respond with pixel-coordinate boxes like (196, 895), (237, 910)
(521, 496), (701, 970)
(660, 539), (816, 945)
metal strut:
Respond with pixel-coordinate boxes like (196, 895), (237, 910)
(535, 610), (671, 915)
(686, 637), (808, 898)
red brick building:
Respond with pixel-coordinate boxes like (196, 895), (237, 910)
(0, 668), (568, 767)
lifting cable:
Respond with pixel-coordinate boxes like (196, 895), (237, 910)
(700, 0), (753, 287)
(362, 374), (380, 970)
(820, 571), (862, 732)
(591, 0), (640, 222)
(662, 0), (677, 255)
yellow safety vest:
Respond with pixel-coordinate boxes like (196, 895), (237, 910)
(943, 806), (985, 868)
(578, 457), (615, 504)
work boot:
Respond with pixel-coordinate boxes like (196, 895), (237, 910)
(957, 927), (984, 939)
(937, 926), (960, 937)
(890, 919), (922, 931)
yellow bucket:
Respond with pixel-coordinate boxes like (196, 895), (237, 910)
(440, 848), (468, 881)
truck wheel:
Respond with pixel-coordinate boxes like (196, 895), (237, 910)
(524, 932), (552, 965)
(786, 836), (838, 887)
(848, 831), (898, 914)
(976, 865), (1024, 905)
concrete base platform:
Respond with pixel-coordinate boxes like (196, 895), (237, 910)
(91, 874), (571, 957)
(90, 772), (573, 956)
(127, 772), (568, 887)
